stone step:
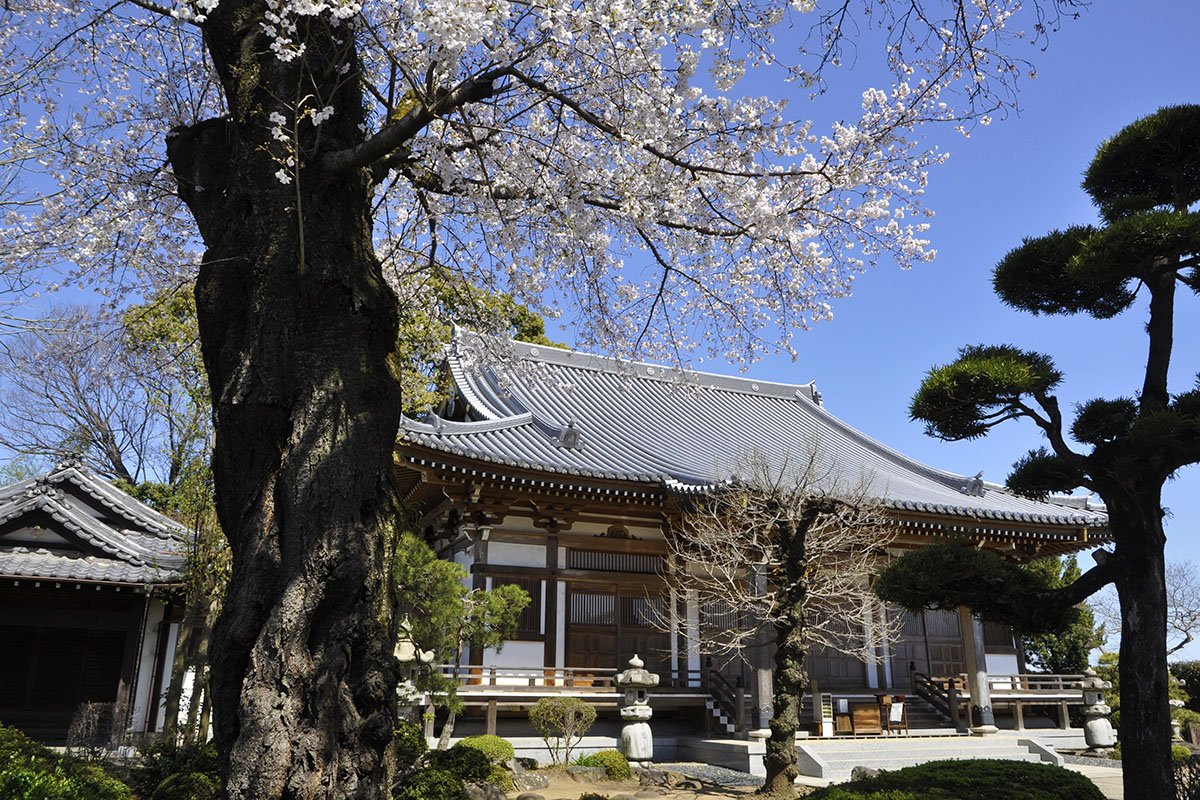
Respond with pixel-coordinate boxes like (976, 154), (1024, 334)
(812, 752), (1042, 780)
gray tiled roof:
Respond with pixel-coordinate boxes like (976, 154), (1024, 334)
(400, 340), (1109, 529)
(0, 458), (188, 584)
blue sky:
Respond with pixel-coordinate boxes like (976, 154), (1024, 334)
(550, 1), (1200, 651)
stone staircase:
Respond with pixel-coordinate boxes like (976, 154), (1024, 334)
(796, 734), (1058, 780)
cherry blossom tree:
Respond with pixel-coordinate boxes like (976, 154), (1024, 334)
(1, 0), (1085, 797)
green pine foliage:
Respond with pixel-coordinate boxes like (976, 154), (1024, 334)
(393, 532), (530, 714)
(395, 721), (429, 769)
(1022, 555), (1106, 674)
(873, 542), (1079, 635)
(805, 759), (1104, 800)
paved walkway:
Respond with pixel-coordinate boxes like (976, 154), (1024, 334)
(1064, 763), (1124, 799)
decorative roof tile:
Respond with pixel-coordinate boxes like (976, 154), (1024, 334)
(0, 459), (188, 585)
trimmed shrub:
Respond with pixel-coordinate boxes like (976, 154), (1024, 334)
(150, 772), (220, 800)
(395, 721), (428, 770)
(529, 696), (597, 765)
(577, 794), (610, 800)
(804, 759), (1104, 800)
(1177, 745), (1195, 762)
(427, 746), (491, 784)
(577, 749), (632, 780)
(394, 768), (466, 800)
(455, 734), (514, 765)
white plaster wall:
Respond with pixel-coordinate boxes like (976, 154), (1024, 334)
(487, 542), (545, 567)
(480, 642), (545, 684)
(555, 581), (566, 669)
(986, 653), (1020, 676)
(686, 591), (700, 686)
(130, 600), (168, 734)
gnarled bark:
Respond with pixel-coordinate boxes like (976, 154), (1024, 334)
(167, 6), (403, 797)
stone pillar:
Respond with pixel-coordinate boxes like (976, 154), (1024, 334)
(957, 606), (996, 735)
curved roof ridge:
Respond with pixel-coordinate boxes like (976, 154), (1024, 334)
(400, 412), (535, 436)
(452, 334), (820, 404)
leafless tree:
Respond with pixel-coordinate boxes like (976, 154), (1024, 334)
(662, 451), (897, 797)
(1094, 560), (1200, 658)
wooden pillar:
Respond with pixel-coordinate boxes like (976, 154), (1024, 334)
(748, 566), (772, 731)
(544, 535), (559, 672)
(957, 606), (997, 734)
(486, 699), (498, 735)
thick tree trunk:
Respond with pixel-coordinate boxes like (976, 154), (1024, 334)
(167, 12), (403, 791)
(1111, 491), (1172, 800)
(760, 515), (808, 799)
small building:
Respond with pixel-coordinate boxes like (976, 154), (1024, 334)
(396, 340), (1110, 733)
(0, 458), (188, 743)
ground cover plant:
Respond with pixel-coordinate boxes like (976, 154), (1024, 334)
(803, 759), (1104, 800)
(0, 723), (131, 800)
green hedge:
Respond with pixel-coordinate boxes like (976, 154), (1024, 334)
(805, 759), (1104, 800)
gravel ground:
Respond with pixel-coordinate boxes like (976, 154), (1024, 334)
(653, 763), (766, 788)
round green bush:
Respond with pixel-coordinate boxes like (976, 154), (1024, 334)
(578, 749), (632, 780)
(805, 759), (1105, 800)
(150, 772), (220, 800)
(1176, 745), (1194, 762)
(455, 734), (514, 765)
(394, 768), (466, 800)
(395, 721), (428, 769)
(426, 746), (491, 784)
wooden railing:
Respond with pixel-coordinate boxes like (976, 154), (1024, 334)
(912, 672), (964, 731)
(913, 672), (1088, 730)
(432, 663), (747, 733)
(704, 658), (747, 733)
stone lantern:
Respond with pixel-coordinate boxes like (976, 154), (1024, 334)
(615, 654), (659, 763)
(1080, 667), (1117, 751)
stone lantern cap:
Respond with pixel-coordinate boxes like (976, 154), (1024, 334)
(1081, 667), (1112, 691)
(615, 654), (659, 688)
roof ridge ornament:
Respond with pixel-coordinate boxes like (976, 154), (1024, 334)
(25, 478), (67, 504)
(55, 453), (85, 471)
(556, 420), (581, 449)
(961, 471), (986, 497)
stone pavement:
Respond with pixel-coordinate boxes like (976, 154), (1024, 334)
(1064, 763), (1123, 799)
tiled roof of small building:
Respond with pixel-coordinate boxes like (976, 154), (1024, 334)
(0, 458), (188, 585)
(400, 339), (1109, 529)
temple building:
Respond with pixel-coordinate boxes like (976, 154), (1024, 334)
(396, 339), (1110, 734)
(0, 459), (188, 742)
